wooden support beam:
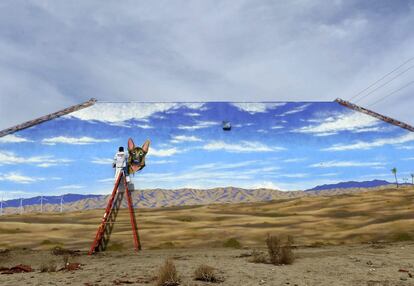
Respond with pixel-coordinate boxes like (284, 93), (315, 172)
(0, 98), (97, 138)
(335, 98), (414, 132)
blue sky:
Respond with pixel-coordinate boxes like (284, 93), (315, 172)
(0, 102), (413, 199)
(0, 1), (414, 131)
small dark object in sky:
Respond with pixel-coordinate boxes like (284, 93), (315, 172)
(222, 121), (231, 131)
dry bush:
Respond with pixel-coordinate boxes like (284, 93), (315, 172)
(39, 260), (57, 273)
(265, 234), (294, 265)
(156, 259), (180, 286)
(51, 246), (79, 256)
(194, 264), (222, 283)
(223, 238), (241, 249)
(248, 249), (268, 264)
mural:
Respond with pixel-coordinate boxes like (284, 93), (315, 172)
(0, 101), (413, 199)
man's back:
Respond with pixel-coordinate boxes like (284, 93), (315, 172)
(114, 151), (127, 168)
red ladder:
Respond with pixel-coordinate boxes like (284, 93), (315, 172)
(88, 170), (141, 255)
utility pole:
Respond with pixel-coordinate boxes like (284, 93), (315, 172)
(60, 196), (64, 213)
(39, 195), (48, 213)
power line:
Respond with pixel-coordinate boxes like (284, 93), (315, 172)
(349, 57), (414, 102)
(355, 65), (414, 104)
(367, 80), (414, 107)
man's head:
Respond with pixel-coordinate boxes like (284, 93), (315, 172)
(119, 146), (124, 152)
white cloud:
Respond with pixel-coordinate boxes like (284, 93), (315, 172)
(192, 160), (260, 171)
(283, 158), (306, 163)
(309, 160), (385, 168)
(279, 173), (309, 178)
(97, 178), (115, 183)
(233, 123), (254, 128)
(91, 157), (113, 165)
(0, 134), (32, 143)
(202, 140), (284, 153)
(271, 125), (284, 130)
(296, 112), (381, 136)
(324, 132), (414, 151)
(149, 147), (180, 157)
(137, 124), (153, 129)
(42, 136), (111, 145)
(0, 150), (71, 167)
(399, 145), (414, 150)
(149, 159), (176, 165)
(278, 104), (311, 117)
(0, 172), (46, 184)
(36, 163), (58, 168)
(57, 184), (85, 190)
(318, 172), (341, 177)
(231, 103), (285, 114)
(170, 135), (202, 144)
(185, 112), (200, 117)
(245, 181), (282, 190)
(177, 121), (220, 130)
(67, 102), (206, 123)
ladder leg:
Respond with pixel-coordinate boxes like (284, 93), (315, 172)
(88, 171), (122, 255)
(124, 175), (141, 251)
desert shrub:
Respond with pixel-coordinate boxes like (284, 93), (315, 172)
(156, 259), (180, 286)
(265, 234), (294, 265)
(194, 264), (222, 283)
(41, 240), (53, 245)
(393, 232), (412, 242)
(248, 249), (267, 264)
(51, 246), (79, 256)
(39, 260), (57, 273)
(223, 238), (241, 249)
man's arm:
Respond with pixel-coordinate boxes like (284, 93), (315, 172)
(112, 153), (117, 168)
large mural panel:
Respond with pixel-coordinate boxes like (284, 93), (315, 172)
(0, 102), (413, 199)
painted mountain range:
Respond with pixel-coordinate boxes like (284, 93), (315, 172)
(305, 179), (393, 191)
(2, 181), (410, 214)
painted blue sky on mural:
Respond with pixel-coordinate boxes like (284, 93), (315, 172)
(0, 102), (413, 199)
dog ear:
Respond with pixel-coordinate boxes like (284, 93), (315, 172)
(141, 139), (150, 153)
(128, 138), (135, 151)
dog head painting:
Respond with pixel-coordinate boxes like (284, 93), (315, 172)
(127, 138), (150, 174)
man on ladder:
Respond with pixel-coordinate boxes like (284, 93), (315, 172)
(88, 138), (150, 255)
(113, 146), (130, 184)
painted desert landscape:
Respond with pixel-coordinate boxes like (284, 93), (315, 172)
(1, 101), (413, 285)
(1, 185), (414, 285)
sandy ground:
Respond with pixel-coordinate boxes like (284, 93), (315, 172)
(1, 242), (414, 286)
(1, 187), (413, 285)
(1, 187), (414, 251)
